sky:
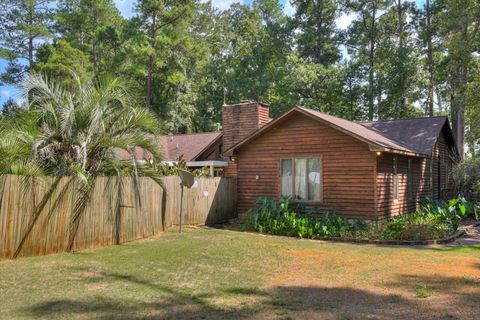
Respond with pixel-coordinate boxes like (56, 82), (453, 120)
(0, 0), (427, 106)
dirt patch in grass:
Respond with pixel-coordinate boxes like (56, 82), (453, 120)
(266, 244), (480, 319)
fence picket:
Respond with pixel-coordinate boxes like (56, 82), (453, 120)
(0, 175), (237, 259)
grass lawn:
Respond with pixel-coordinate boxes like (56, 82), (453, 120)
(1, 227), (479, 320)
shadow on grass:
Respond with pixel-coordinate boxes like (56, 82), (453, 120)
(21, 272), (480, 319)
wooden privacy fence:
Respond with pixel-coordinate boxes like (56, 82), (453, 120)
(0, 175), (237, 259)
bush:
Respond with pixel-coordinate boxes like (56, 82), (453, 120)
(245, 197), (366, 239)
(453, 157), (480, 202)
(244, 196), (477, 242)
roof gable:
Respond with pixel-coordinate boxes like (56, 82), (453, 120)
(161, 132), (222, 161)
(225, 106), (453, 157)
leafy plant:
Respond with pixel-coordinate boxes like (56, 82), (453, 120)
(245, 197), (364, 239)
(245, 196), (476, 242)
(158, 155), (211, 177)
(0, 73), (164, 257)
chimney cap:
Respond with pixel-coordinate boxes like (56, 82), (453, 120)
(222, 101), (270, 108)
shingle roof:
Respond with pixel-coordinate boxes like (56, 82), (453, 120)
(296, 107), (417, 154)
(115, 132), (222, 162)
(359, 116), (449, 155)
(226, 106), (453, 157)
(160, 132), (222, 161)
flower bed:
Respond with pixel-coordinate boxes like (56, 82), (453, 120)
(244, 197), (479, 242)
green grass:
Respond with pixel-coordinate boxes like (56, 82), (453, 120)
(415, 284), (433, 298)
(0, 227), (479, 319)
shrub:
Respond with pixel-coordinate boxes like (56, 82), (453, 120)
(453, 157), (480, 202)
(245, 197), (365, 239)
(244, 196), (476, 242)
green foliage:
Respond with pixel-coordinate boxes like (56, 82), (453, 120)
(0, 73), (165, 256)
(34, 40), (91, 88)
(453, 157), (480, 201)
(0, 0), (54, 82)
(245, 196), (476, 242)
(370, 196), (477, 241)
(158, 155), (211, 177)
(245, 197), (364, 239)
(1, 0), (480, 151)
(415, 284), (433, 298)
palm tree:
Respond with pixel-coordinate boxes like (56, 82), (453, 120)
(0, 73), (164, 257)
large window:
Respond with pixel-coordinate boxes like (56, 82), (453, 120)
(281, 158), (321, 201)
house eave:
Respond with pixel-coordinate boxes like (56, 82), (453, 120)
(368, 145), (428, 158)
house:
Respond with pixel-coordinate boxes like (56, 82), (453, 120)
(116, 131), (227, 176)
(222, 102), (458, 220)
(120, 101), (458, 220)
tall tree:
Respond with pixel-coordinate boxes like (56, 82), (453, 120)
(376, 0), (421, 119)
(134, 0), (193, 110)
(425, 0), (435, 116)
(34, 40), (91, 88)
(346, 0), (391, 120)
(0, 0), (53, 84)
(55, 0), (124, 78)
(437, 0), (480, 158)
(291, 0), (340, 65)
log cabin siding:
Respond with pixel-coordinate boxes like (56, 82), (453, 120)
(196, 139), (223, 161)
(236, 113), (377, 219)
(376, 154), (430, 218)
(376, 129), (455, 218)
(432, 131), (455, 198)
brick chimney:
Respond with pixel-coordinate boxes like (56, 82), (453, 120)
(222, 101), (270, 152)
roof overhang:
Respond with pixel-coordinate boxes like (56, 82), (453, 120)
(224, 106), (428, 157)
(368, 145), (428, 158)
(190, 132), (224, 161)
(186, 160), (228, 167)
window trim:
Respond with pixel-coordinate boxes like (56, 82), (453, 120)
(407, 158), (413, 200)
(393, 156), (399, 202)
(280, 156), (323, 203)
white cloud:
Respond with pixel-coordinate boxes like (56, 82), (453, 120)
(336, 12), (357, 30)
(1, 89), (10, 98)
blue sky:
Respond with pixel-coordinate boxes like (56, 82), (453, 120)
(0, 0), (427, 106)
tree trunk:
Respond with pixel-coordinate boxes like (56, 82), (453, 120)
(426, 0), (434, 116)
(92, 41), (99, 78)
(452, 15), (469, 159)
(146, 12), (157, 109)
(28, 3), (34, 69)
(367, 5), (377, 121)
(397, 0), (406, 112)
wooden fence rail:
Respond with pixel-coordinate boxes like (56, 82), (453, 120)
(0, 175), (237, 259)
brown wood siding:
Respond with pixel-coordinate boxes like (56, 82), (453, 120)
(432, 130), (455, 198)
(376, 154), (430, 218)
(235, 113), (377, 220)
(376, 128), (455, 218)
(196, 138), (222, 161)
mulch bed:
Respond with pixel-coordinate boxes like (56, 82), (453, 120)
(214, 220), (480, 247)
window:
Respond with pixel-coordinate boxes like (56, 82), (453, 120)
(393, 157), (398, 201)
(281, 158), (321, 201)
(407, 159), (413, 199)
